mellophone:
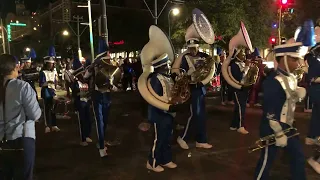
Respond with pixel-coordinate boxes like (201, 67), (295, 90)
(248, 127), (300, 153)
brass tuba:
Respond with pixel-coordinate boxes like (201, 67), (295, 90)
(222, 22), (256, 89)
(172, 8), (216, 86)
(138, 25), (189, 111)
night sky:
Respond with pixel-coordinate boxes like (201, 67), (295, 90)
(0, 0), (102, 18)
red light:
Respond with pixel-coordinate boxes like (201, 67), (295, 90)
(269, 37), (276, 44)
(281, 0), (288, 5)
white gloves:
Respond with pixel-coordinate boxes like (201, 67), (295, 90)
(269, 120), (288, 147)
(275, 132), (288, 147)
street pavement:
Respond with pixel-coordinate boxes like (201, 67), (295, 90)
(33, 90), (320, 180)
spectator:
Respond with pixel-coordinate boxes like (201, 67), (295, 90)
(0, 54), (41, 180)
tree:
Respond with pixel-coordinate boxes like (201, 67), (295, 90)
(171, 0), (277, 50)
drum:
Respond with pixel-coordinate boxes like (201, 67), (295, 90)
(54, 96), (71, 119)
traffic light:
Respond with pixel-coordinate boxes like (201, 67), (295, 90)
(270, 37), (277, 46)
(278, 0), (295, 6)
(272, 22), (278, 28)
(281, 0), (288, 5)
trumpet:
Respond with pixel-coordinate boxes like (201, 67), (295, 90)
(248, 127), (300, 153)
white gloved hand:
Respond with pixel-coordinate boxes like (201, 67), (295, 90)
(275, 133), (288, 147)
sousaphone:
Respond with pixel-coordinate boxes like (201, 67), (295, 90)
(172, 8), (216, 86)
(138, 25), (176, 111)
(221, 22), (254, 90)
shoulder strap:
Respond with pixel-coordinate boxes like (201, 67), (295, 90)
(2, 79), (11, 141)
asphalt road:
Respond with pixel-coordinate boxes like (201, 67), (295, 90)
(33, 91), (320, 180)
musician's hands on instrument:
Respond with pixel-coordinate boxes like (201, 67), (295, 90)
(170, 73), (178, 83)
(275, 133), (288, 147)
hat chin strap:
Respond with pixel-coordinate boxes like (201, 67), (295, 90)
(284, 55), (291, 74)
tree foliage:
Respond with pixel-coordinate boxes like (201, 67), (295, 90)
(171, 0), (276, 50)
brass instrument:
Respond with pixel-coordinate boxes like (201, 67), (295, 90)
(243, 62), (260, 86)
(138, 25), (177, 111)
(190, 57), (216, 84)
(170, 69), (191, 104)
(292, 66), (305, 82)
(248, 127), (300, 153)
(222, 22), (257, 90)
(171, 8), (216, 86)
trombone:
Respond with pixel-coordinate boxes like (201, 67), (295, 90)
(248, 127), (300, 153)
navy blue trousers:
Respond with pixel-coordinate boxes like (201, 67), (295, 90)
(180, 87), (207, 143)
(148, 113), (173, 167)
(231, 91), (248, 129)
(254, 136), (306, 180)
(304, 92), (313, 110)
(43, 97), (57, 127)
(220, 80), (233, 102)
(0, 137), (35, 180)
(75, 100), (92, 142)
(308, 86), (320, 139)
(92, 91), (111, 149)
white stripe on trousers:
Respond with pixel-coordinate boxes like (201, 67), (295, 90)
(257, 145), (269, 180)
(42, 100), (48, 127)
(151, 123), (158, 168)
(234, 92), (242, 127)
(181, 104), (193, 140)
(76, 111), (83, 142)
(91, 102), (101, 148)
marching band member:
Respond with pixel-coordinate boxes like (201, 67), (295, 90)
(228, 49), (250, 134)
(175, 36), (213, 149)
(249, 48), (265, 107)
(39, 46), (60, 133)
(254, 21), (314, 179)
(20, 48), (38, 100)
(173, 9), (216, 150)
(72, 58), (92, 146)
(84, 39), (111, 158)
(305, 26), (320, 173)
(138, 25), (185, 172)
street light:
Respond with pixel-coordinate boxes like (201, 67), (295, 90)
(168, 8), (180, 39)
(172, 8), (180, 16)
(78, 0), (95, 61)
(52, 30), (70, 47)
(62, 30), (69, 36)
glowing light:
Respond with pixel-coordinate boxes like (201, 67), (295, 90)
(172, 8), (180, 16)
(25, 47), (31, 52)
(62, 30), (69, 36)
(33, 27), (37, 30)
(109, 40), (125, 45)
